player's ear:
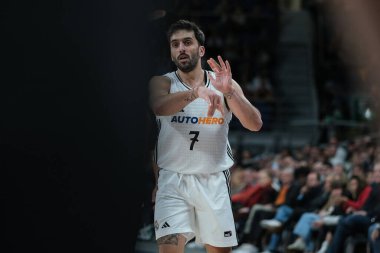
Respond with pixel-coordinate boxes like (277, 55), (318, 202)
(199, 46), (205, 57)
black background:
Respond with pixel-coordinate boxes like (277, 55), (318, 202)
(0, 0), (162, 252)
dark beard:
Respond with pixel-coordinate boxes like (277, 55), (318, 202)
(174, 54), (199, 73)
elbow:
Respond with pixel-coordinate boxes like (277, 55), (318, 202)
(152, 105), (172, 116)
(246, 118), (263, 132)
(250, 118), (263, 132)
(252, 123), (263, 132)
(152, 107), (162, 116)
(151, 106), (160, 116)
(151, 103), (165, 116)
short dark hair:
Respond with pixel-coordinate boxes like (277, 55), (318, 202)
(167, 19), (205, 46)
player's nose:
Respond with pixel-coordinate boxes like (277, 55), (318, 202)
(178, 42), (186, 52)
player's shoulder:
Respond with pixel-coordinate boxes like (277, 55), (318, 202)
(149, 74), (172, 88)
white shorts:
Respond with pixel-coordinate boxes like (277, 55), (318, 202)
(154, 168), (238, 247)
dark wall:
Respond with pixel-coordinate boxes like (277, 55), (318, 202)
(1, 1), (155, 252)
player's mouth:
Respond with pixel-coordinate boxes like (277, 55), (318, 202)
(178, 54), (189, 62)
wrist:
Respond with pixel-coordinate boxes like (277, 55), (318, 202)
(223, 89), (235, 99)
(193, 86), (199, 99)
(186, 87), (199, 102)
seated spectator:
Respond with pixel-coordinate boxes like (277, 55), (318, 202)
(327, 137), (348, 167)
(326, 162), (380, 253)
(331, 163), (348, 184)
(340, 175), (371, 213)
(233, 167), (298, 253)
(232, 169), (277, 216)
(240, 149), (254, 167)
(350, 164), (367, 180)
(314, 174), (371, 253)
(230, 165), (246, 195)
(312, 161), (333, 182)
(286, 177), (345, 252)
(231, 164), (260, 212)
(260, 171), (323, 252)
(368, 223), (380, 253)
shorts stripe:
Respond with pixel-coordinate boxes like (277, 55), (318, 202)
(226, 145), (234, 161)
(223, 169), (231, 196)
(154, 119), (161, 163)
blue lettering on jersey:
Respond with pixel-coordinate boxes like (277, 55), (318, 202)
(170, 116), (224, 125)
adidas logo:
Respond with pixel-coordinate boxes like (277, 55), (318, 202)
(224, 231), (232, 237)
(161, 222), (170, 229)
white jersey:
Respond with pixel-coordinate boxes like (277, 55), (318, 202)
(154, 70), (234, 174)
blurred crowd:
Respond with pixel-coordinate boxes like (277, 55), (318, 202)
(230, 133), (380, 253)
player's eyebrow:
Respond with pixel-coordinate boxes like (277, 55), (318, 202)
(170, 37), (193, 43)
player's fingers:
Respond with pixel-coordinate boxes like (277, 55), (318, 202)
(207, 59), (217, 73)
(207, 59), (220, 73)
(209, 58), (222, 71)
(226, 60), (232, 73)
(207, 104), (216, 117)
(218, 55), (227, 70)
(207, 96), (216, 117)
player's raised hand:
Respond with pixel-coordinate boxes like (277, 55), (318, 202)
(207, 56), (234, 95)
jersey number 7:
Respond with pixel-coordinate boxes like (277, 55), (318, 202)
(189, 131), (199, 150)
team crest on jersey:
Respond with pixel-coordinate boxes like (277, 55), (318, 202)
(154, 220), (159, 231)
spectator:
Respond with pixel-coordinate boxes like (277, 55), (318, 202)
(287, 177), (345, 252)
(339, 175), (371, 213)
(230, 165), (247, 195)
(232, 169), (277, 214)
(232, 169), (277, 244)
(233, 167), (298, 253)
(326, 162), (380, 253)
(260, 171), (322, 252)
(368, 223), (380, 253)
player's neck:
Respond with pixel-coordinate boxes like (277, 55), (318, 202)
(176, 67), (205, 88)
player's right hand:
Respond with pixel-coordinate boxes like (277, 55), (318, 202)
(196, 86), (224, 117)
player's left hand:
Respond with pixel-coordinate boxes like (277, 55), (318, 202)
(207, 55), (235, 95)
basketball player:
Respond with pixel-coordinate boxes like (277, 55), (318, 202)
(149, 19), (262, 253)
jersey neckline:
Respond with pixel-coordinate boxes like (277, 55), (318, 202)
(174, 70), (210, 90)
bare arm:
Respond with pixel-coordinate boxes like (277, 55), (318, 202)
(224, 80), (262, 131)
(149, 75), (224, 117)
(207, 56), (262, 131)
(149, 76), (196, 116)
